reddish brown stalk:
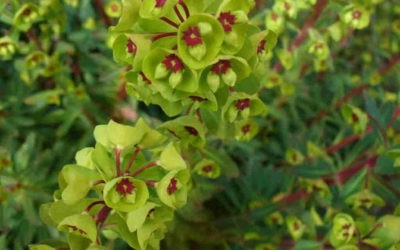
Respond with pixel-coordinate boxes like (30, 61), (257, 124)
(145, 180), (157, 187)
(131, 161), (158, 177)
(115, 148), (122, 176)
(93, 0), (112, 26)
(334, 84), (369, 108)
(378, 54), (400, 75)
(125, 146), (141, 173)
(160, 17), (180, 29)
(93, 180), (106, 186)
(151, 32), (177, 42)
(96, 205), (112, 226)
(85, 200), (105, 212)
(323, 155), (378, 186)
(273, 0), (328, 72)
(174, 6), (185, 23)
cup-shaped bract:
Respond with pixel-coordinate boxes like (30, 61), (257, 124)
(222, 93), (267, 122)
(103, 177), (149, 212)
(194, 159), (221, 179)
(13, 3), (42, 31)
(156, 169), (190, 209)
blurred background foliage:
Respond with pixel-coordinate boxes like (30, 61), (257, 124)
(1, 0), (400, 249)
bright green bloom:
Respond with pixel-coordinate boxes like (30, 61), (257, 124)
(345, 189), (385, 209)
(103, 177), (149, 212)
(193, 159), (221, 178)
(329, 213), (355, 247)
(13, 3), (42, 31)
(341, 5), (371, 30)
(286, 215), (305, 240)
(222, 93), (267, 122)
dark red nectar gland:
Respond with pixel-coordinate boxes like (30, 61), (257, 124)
(202, 165), (213, 173)
(184, 126), (199, 136)
(22, 8), (31, 16)
(189, 96), (207, 102)
(167, 178), (178, 195)
(110, 3), (119, 12)
(67, 225), (87, 235)
(162, 54), (184, 72)
(352, 10), (362, 19)
(236, 98), (250, 110)
(211, 60), (231, 75)
(155, 0), (167, 8)
(218, 12), (236, 32)
(126, 39), (137, 54)
(116, 178), (135, 196)
(182, 26), (203, 47)
(257, 39), (267, 54)
(242, 124), (251, 134)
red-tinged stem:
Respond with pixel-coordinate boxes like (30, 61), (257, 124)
(131, 161), (158, 177)
(145, 180), (157, 187)
(125, 146), (141, 173)
(174, 6), (185, 23)
(196, 108), (203, 123)
(96, 205), (112, 226)
(151, 32), (177, 42)
(362, 223), (383, 240)
(279, 188), (309, 205)
(160, 16), (180, 29)
(326, 133), (363, 155)
(378, 53), (400, 75)
(26, 28), (43, 51)
(115, 148), (121, 176)
(273, 0), (328, 72)
(179, 1), (190, 18)
(93, 0), (112, 26)
(323, 155), (378, 186)
(334, 84), (369, 108)
(93, 179), (105, 186)
(85, 200), (105, 212)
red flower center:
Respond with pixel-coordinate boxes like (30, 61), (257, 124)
(218, 12), (236, 32)
(167, 178), (178, 195)
(236, 98), (250, 110)
(67, 225), (87, 235)
(162, 54), (184, 72)
(352, 10), (362, 19)
(271, 12), (278, 21)
(284, 2), (291, 10)
(202, 165), (213, 173)
(126, 39), (137, 54)
(182, 26), (203, 47)
(257, 39), (267, 54)
(110, 3), (119, 12)
(184, 126), (198, 136)
(211, 60), (231, 75)
(139, 72), (152, 85)
(0, 42), (8, 47)
(155, 0), (167, 7)
(242, 124), (251, 134)
(116, 178), (135, 196)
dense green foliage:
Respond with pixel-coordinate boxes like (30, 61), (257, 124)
(0, 0), (400, 249)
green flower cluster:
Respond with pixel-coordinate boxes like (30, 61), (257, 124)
(37, 120), (193, 250)
(110, 0), (275, 141)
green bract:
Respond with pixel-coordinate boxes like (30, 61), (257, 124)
(103, 177), (149, 212)
(140, 0), (178, 19)
(59, 165), (100, 205)
(222, 93), (267, 122)
(177, 14), (224, 69)
(94, 120), (144, 149)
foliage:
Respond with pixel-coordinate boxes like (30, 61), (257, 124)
(0, 0), (400, 249)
